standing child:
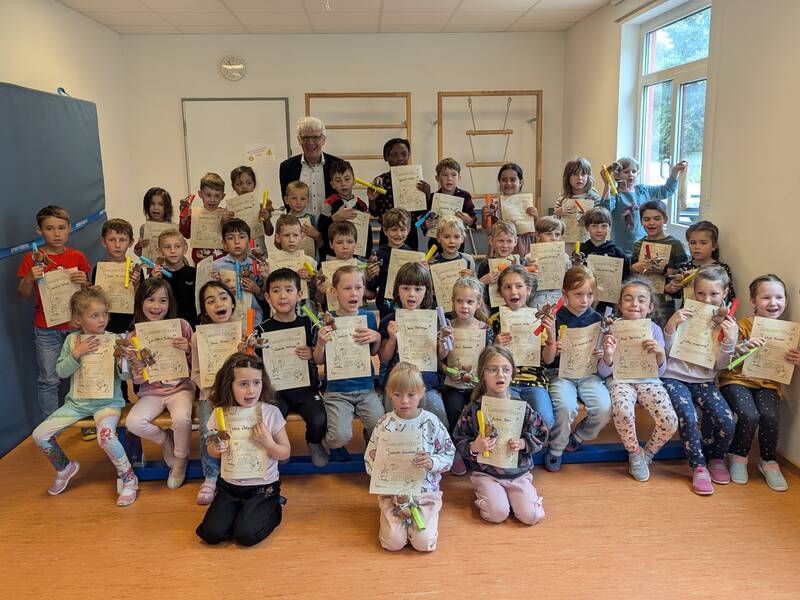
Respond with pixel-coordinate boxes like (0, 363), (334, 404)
(149, 229), (198, 327)
(134, 187), (174, 257)
(213, 218), (266, 323)
(17, 205), (90, 418)
(430, 216), (476, 274)
(31, 287), (137, 506)
(179, 172), (227, 265)
(270, 214), (319, 309)
(452, 346), (547, 525)
(196, 353), (289, 547)
(280, 181), (322, 259)
(528, 216), (572, 309)
(598, 278), (678, 481)
(93, 219), (140, 335)
(719, 274), (800, 491)
(379, 262), (450, 427)
(579, 207), (630, 314)
(421, 157), (476, 250)
(667, 220), (735, 306)
(125, 278), (195, 489)
(600, 158), (687, 255)
(366, 207), (413, 318)
(230, 165), (256, 196)
(483, 163), (537, 257)
(365, 362), (455, 552)
(661, 265), (737, 495)
(314, 221), (378, 310)
(318, 159), (373, 259)
(554, 157), (601, 216)
(476, 220), (519, 309)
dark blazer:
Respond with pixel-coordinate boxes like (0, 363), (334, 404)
(279, 152), (341, 201)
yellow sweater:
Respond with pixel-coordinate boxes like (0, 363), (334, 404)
(718, 316), (782, 397)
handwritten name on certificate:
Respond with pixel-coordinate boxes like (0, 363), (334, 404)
(386, 248), (425, 293)
(226, 192), (265, 239)
(390, 165), (427, 212)
(396, 309), (438, 372)
(743, 316), (800, 385)
(500, 193), (535, 235)
(369, 428), (425, 496)
(586, 254), (624, 304)
(669, 299), (719, 369)
(430, 259), (466, 314)
(487, 256), (517, 308)
(528, 241), (566, 291)
(135, 319), (189, 381)
(499, 306), (541, 367)
(196, 322), (242, 388)
(191, 207), (224, 249)
(95, 261), (135, 314)
(41, 268), (81, 327)
(325, 315), (372, 381)
(447, 328), (485, 373)
(560, 197), (588, 244)
(141, 222), (175, 262)
(350, 210), (370, 257)
(427, 193), (464, 237)
(478, 396), (527, 469)
(638, 241), (672, 294)
(320, 258), (358, 312)
(220, 405), (268, 480)
(72, 333), (117, 399)
(611, 318), (659, 380)
(558, 322), (601, 379)
(262, 327), (310, 391)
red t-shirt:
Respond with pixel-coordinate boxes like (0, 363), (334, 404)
(17, 247), (91, 329)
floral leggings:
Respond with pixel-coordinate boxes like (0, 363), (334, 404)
(32, 402), (135, 483)
(609, 381), (678, 455)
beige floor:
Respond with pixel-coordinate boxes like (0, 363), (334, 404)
(2, 422), (800, 600)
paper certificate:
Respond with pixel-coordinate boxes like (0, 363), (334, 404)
(558, 322), (601, 379)
(611, 318), (659, 380)
(390, 165), (427, 212)
(385, 248), (425, 293)
(95, 261), (135, 314)
(134, 319), (189, 381)
(261, 327), (310, 391)
(268, 249), (314, 301)
(487, 256), (516, 308)
(220, 405), (268, 480)
(743, 317), (800, 385)
(218, 269), (253, 324)
(500, 193), (535, 234)
(430, 259), (466, 314)
(638, 241), (672, 294)
(41, 268), (80, 327)
(196, 322), (242, 388)
(528, 241), (566, 291)
(350, 210), (370, 258)
(227, 192), (265, 239)
(560, 198), (587, 244)
(298, 217), (318, 259)
(586, 254), (624, 304)
(369, 428), (425, 496)
(499, 306), (541, 367)
(194, 255), (214, 313)
(669, 299), (719, 369)
(396, 309), (438, 372)
(478, 396), (527, 469)
(325, 315), (372, 381)
(141, 222), (175, 262)
(320, 258), (358, 312)
(427, 193), (464, 237)
(447, 328), (485, 373)
(71, 333), (116, 399)
(191, 207), (224, 249)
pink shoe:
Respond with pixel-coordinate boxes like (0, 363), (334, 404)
(708, 459), (731, 484)
(692, 466), (714, 495)
(48, 460), (80, 495)
(116, 476), (139, 507)
(450, 452), (467, 476)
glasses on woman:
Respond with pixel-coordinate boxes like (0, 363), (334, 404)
(484, 366), (513, 376)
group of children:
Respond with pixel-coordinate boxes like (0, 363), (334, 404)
(18, 149), (799, 551)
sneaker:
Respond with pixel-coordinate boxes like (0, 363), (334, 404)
(450, 451), (467, 476)
(565, 434), (583, 453)
(167, 457), (187, 490)
(758, 460), (788, 492)
(195, 479), (217, 505)
(729, 455), (749, 484)
(48, 460), (80, 495)
(692, 466), (714, 495)
(708, 459), (731, 484)
(308, 443), (330, 468)
(116, 476), (138, 507)
(81, 427), (97, 441)
(628, 451), (650, 482)
(544, 449), (562, 472)
(643, 449), (655, 466)
(161, 430), (176, 468)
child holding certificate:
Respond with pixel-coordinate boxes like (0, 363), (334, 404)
(429, 216), (476, 273)
(597, 279), (678, 482)
(365, 363), (455, 552)
(134, 187), (174, 257)
(543, 266), (611, 472)
(719, 275), (800, 491)
(32, 287), (137, 506)
(662, 265), (737, 495)
(196, 353), (289, 547)
(178, 172), (227, 265)
(318, 159), (373, 260)
(482, 163), (536, 257)
(452, 346), (547, 525)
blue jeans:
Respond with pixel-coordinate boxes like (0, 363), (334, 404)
(548, 374), (612, 455)
(198, 398), (220, 481)
(512, 385), (555, 430)
(34, 327), (71, 418)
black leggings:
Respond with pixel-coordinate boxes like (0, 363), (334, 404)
(721, 384), (780, 461)
(442, 386), (471, 433)
(277, 388), (327, 444)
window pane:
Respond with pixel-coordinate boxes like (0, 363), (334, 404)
(641, 81), (673, 186)
(676, 79), (706, 225)
(645, 7), (710, 74)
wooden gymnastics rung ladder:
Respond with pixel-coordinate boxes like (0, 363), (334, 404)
(464, 96), (513, 194)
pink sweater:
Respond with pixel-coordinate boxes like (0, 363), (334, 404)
(128, 318), (195, 397)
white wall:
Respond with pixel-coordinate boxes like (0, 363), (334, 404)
(0, 0), (130, 224)
(120, 32), (565, 218)
(563, 0), (800, 466)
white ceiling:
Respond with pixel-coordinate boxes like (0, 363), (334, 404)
(55, 0), (609, 34)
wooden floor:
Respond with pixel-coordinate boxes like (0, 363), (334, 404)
(3, 422), (800, 600)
